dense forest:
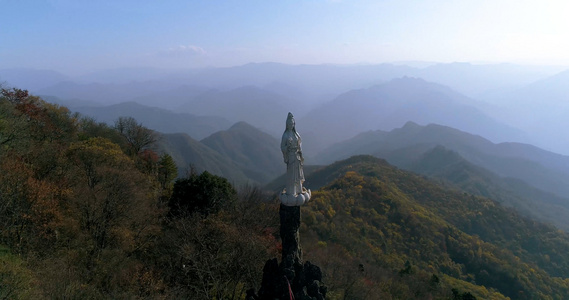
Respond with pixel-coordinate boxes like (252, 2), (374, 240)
(2, 88), (569, 299)
(0, 88), (278, 298)
(300, 156), (569, 299)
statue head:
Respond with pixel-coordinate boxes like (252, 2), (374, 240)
(286, 112), (295, 130)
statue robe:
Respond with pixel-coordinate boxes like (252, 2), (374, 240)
(281, 129), (304, 196)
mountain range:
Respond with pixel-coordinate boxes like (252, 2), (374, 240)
(6, 89), (569, 298)
(178, 86), (298, 136)
(7, 62), (569, 235)
(155, 121), (283, 186)
(314, 122), (569, 230)
(316, 121), (569, 196)
(156, 132), (249, 184)
(481, 69), (569, 154)
(200, 121), (283, 184)
(45, 70), (569, 234)
(5, 62), (569, 153)
(3, 62), (560, 98)
(72, 101), (231, 140)
(300, 77), (527, 154)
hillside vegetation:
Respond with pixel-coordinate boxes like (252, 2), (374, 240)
(156, 121), (284, 186)
(3, 88), (569, 299)
(300, 155), (569, 299)
(201, 121), (283, 184)
(316, 122), (569, 231)
(409, 146), (569, 230)
(0, 88), (278, 299)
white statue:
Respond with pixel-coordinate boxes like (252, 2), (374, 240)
(280, 112), (311, 206)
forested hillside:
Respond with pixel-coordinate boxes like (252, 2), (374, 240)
(0, 88), (278, 298)
(301, 155), (569, 299)
(408, 146), (569, 230)
(3, 89), (569, 299)
(156, 131), (250, 183)
(201, 121), (283, 184)
(156, 121), (283, 185)
(316, 122), (569, 231)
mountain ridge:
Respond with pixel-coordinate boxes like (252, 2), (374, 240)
(316, 122), (569, 223)
(301, 77), (527, 154)
(72, 101), (232, 140)
(156, 132), (251, 185)
(200, 121), (283, 184)
(300, 155), (569, 298)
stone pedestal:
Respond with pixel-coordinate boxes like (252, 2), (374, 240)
(251, 204), (327, 300)
(280, 204), (301, 266)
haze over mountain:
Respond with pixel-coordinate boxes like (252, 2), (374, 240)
(7, 87), (569, 297)
(75, 67), (178, 84)
(317, 122), (569, 197)
(73, 101), (231, 140)
(0, 68), (70, 91)
(36, 81), (182, 106)
(6, 62), (569, 155)
(415, 62), (563, 98)
(178, 85), (297, 135)
(481, 69), (569, 154)
(301, 77), (527, 154)
(3, 62), (560, 102)
(130, 84), (213, 110)
(6, 1), (569, 298)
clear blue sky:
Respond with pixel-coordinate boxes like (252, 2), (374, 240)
(2, 0), (568, 75)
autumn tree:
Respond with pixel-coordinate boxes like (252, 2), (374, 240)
(156, 184), (279, 299)
(66, 137), (164, 256)
(0, 88), (72, 253)
(114, 116), (157, 156)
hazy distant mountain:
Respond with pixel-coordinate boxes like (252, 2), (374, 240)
(301, 77), (527, 154)
(0, 68), (69, 91)
(129, 84), (213, 109)
(37, 81), (180, 105)
(177, 62), (413, 95)
(76, 67), (175, 84)
(6, 62), (560, 103)
(9, 62), (561, 123)
(73, 102), (231, 140)
(484, 69), (569, 107)
(416, 62), (562, 98)
(10, 63), (567, 154)
(178, 86), (294, 136)
(36, 77), (214, 109)
(201, 122), (283, 184)
(317, 121), (569, 199)
(180, 62), (560, 99)
(481, 69), (569, 154)
(156, 133), (250, 185)
(42, 95), (100, 108)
